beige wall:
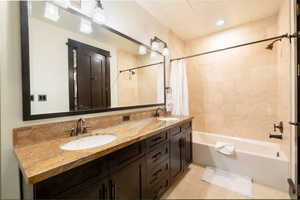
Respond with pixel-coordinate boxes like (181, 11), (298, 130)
(277, 0), (291, 152)
(185, 15), (290, 145)
(289, 0), (297, 185)
(117, 50), (139, 106)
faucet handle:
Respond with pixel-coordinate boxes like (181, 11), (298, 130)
(273, 123), (277, 132)
(82, 125), (92, 133)
(65, 128), (75, 137)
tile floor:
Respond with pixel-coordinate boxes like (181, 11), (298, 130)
(162, 164), (290, 199)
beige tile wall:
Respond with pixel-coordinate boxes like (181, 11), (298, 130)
(185, 15), (291, 148)
(117, 50), (139, 107)
(276, 0), (291, 152)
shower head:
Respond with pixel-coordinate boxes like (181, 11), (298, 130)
(266, 43), (274, 50)
(265, 38), (282, 50)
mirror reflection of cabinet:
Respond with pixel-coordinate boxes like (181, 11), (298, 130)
(68, 39), (111, 111)
(20, 1), (166, 120)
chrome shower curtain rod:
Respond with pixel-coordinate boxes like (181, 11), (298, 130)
(119, 61), (164, 73)
(170, 33), (293, 62)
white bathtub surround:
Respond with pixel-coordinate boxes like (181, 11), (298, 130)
(169, 60), (189, 116)
(215, 141), (235, 155)
(201, 167), (253, 198)
(193, 131), (289, 191)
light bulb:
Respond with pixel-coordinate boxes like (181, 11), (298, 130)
(80, 18), (93, 34)
(93, 7), (106, 24)
(138, 45), (147, 55)
(151, 51), (158, 58)
(151, 41), (159, 51)
(162, 47), (169, 56)
(53, 0), (70, 9)
(216, 19), (225, 26)
(81, 0), (96, 16)
(44, 2), (60, 22)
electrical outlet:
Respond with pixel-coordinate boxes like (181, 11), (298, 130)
(123, 115), (130, 121)
(38, 95), (47, 102)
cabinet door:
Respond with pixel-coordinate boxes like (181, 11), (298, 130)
(185, 129), (192, 164)
(170, 132), (183, 181)
(111, 158), (145, 200)
(56, 176), (109, 199)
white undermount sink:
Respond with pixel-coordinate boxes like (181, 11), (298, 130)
(157, 117), (179, 121)
(60, 135), (117, 151)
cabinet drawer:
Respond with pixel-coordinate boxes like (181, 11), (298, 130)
(35, 158), (108, 198)
(147, 142), (169, 170)
(150, 177), (170, 200)
(181, 121), (192, 130)
(169, 126), (180, 136)
(148, 159), (169, 186)
(110, 141), (145, 170)
(146, 131), (168, 151)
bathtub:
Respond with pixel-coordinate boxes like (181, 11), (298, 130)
(192, 131), (289, 191)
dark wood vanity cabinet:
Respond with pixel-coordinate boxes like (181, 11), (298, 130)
(23, 121), (192, 200)
(56, 176), (110, 199)
(110, 157), (146, 200)
(169, 122), (193, 182)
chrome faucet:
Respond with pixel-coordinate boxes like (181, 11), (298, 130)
(154, 107), (165, 118)
(69, 118), (89, 136)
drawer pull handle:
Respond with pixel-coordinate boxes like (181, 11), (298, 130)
(152, 152), (162, 160)
(153, 169), (162, 176)
(150, 176), (158, 184)
(152, 136), (163, 142)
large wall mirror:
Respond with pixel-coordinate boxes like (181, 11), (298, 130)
(20, 1), (165, 120)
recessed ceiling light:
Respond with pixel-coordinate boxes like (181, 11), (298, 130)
(216, 19), (225, 26)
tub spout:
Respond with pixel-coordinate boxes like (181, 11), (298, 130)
(269, 133), (283, 139)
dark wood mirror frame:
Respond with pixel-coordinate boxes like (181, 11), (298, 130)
(19, 1), (166, 121)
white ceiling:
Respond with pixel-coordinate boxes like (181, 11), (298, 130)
(135, 0), (285, 40)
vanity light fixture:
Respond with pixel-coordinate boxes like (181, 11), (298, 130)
(151, 51), (158, 58)
(80, 18), (93, 34)
(162, 47), (169, 56)
(53, 0), (70, 9)
(92, 0), (106, 24)
(216, 19), (225, 26)
(151, 36), (169, 57)
(138, 45), (147, 55)
(44, 2), (60, 22)
(151, 41), (160, 51)
(93, 7), (105, 24)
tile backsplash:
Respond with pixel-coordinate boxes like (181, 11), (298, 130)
(13, 109), (157, 148)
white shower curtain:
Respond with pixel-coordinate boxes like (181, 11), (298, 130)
(169, 60), (189, 116)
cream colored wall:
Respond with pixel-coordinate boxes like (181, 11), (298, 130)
(0, 2), (180, 198)
(137, 66), (158, 104)
(276, 0), (291, 155)
(185, 16), (284, 143)
(117, 50), (139, 106)
(289, 0), (297, 186)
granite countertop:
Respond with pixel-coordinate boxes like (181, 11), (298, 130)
(14, 116), (193, 184)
